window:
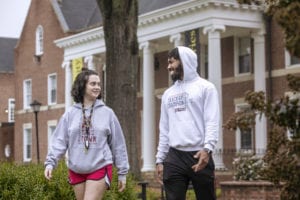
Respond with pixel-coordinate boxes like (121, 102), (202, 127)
(48, 74), (57, 105)
(47, 120), (57, 153)
(235, 37), (252, 75)
(240, 128), (252, 150)
(23, 79), (32, 109)
(291, 56), (300, 65)
(8, 98), (15, 122)
(35, 25), (44, 56)
(285, 50), (300, 67)
(23, 124), (32, 162)
(235, 104), (253, 153)
(285, 91), (300, 139)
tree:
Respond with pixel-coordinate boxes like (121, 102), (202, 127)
(96, 0), (140, 178)
(224, 74), (300, 200)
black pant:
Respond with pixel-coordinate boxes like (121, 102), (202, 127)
(163, 147), (216, 200)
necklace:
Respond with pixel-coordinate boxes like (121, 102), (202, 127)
(82, 103), (94, 151)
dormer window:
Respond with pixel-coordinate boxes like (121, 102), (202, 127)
(35, 25), (44, 56)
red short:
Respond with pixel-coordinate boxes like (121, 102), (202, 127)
(68, 164), (113, 185)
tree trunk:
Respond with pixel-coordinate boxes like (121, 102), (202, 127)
(96, 0), (140, 178)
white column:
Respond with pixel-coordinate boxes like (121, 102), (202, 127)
(84, 55), (95, 70)
(139, 41), (156, 171)
(62, 61), (72, 110)
(169, 33), (183, 47)
(203, 25), (226, 170)
(252, 31), (267, 156)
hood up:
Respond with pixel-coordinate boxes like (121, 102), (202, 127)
(177, 46), (199, 81)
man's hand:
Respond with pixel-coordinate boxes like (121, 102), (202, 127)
(156, 163), (164, 185)
(191, 150), (210, 172)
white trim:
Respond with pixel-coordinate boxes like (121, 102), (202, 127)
(15, 103), (65, 115)
(234, 36), (252, 76)
(50, 0), (69, 32)
(235, 103), (254, 154)
(284, 49), (300, 69)
(54, 0), (264, 61)
(23, 79), (32, 109)
(55, 27), (106, 61)
(47, 73), (57, 105)
(8, 98), (15, 122)
(35, 25), (44, 56)
(23, 123), (32, 162)
(285, 49), (290, 67)
(47, 120), (57, 153)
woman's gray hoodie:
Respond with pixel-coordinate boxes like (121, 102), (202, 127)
(44, 99), (129, 181)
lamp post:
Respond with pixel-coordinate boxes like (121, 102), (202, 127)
(30, 100), (41, 163)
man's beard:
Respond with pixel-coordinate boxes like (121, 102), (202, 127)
(171, 64), (183, 83)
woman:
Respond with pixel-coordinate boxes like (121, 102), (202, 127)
(44, 68), (129, 200)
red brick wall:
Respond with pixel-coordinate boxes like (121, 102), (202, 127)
(220, 181), (281, 200)
(270, 20), (286, 71)
(0, 123), (14, 161)
(222, 36), (234, 78)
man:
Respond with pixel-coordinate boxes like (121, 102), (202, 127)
(155, 46), (219, 200)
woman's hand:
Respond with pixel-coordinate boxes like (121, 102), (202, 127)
(44, 168), (53, 180)
(118, 180), (126, 192)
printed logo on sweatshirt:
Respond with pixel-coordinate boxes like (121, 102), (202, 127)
(79, 135), (96, 143)
(78, 128), (97, 146)
(167, 92), (188, 112)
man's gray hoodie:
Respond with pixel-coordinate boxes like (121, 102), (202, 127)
(156, 46), (220, 164)
(44, 99), (129, 181)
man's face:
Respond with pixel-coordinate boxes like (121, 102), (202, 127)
(167, 57), (183, 82)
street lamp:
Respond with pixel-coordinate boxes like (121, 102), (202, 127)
(30, 100), (41, 163)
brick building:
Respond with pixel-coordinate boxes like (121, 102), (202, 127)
(14, 0), (69, 163)
(0, 37), (17, 161)
(11, 0), (300, 184)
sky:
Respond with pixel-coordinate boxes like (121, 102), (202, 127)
(0, 0), (31, 38)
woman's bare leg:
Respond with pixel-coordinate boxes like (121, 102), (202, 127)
(73, 182), (86, 200)
(84, 178), (107, 200)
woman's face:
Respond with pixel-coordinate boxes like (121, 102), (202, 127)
(84, 74), (101, 101)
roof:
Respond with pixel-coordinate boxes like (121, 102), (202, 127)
(138, 0), (188, 14)
(0, 37), (18, 72)
(52, 0), (102, 32)
(52, 0), (189, 32)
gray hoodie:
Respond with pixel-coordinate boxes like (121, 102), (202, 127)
(156, 46), (220, 164)
(44, 99), (129, 181)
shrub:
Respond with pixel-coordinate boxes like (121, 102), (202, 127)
(103, 167), (137, 200)
(232, 154), (265, 181)
(0, 161), (74, 200)
(0, 161), (138, 200)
